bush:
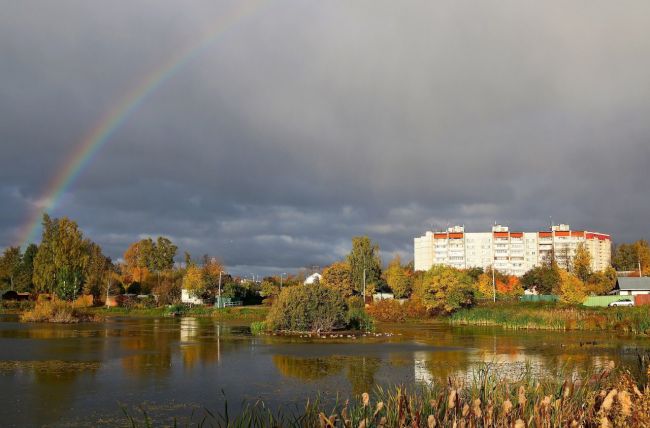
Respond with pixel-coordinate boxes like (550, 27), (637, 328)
(403, 298), (429, 318)
(366, 299), (406, 322)
(346, 308), (374, 331)
(346, 295), (365, 310)
(21, 300), (97, 323)
(265, 283), (348, 333)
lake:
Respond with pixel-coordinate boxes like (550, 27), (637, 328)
(1, 315), (648, 426)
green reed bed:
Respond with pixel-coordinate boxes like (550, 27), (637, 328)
(450, 302), (650, 334)
(122, 363), (650, 427)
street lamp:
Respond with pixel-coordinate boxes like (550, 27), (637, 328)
(217, 271), (226, 308)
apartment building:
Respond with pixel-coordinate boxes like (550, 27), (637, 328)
(414, 224), (611, 276)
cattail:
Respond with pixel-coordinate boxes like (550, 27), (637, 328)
(358, 418), (367, 428)
(599, 416), (611, 428)
(541, 395), (551, 408)
(377, 416), (386, 428)
(362, 392), (370, 407)
(617, 390), (632, 417)
(375, 402), (384, 413)
(448, 389), (457, 409)
(503, 399), (513, 415)
(462, 403), (470, 417)
(472, 399), (482, 418)
(427, 414), (436, 428)
(601, 389), (617, 413)
(514, 418), (525, 428)
(486, 400), (494, 425)
(518, 386), (527, 408)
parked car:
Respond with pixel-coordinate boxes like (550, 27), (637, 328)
(609, 299), (634, 307)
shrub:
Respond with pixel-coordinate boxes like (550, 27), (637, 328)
(366, 299), (406, 322)
(346, 308), (374, 331)
(250, 321), (267, 335)
(21, 300), (97, 323)
(265, 283), (348, 332)
(413, 265), (475, 314)
(403, 298), (429, 318)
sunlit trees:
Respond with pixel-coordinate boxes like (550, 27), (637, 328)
(182, 265), (206, 297)
(33, 215), (90, 300)
(123, 236), (177, 291)
(558, 269), (587, 304)
(383, 255), (411, 298)
(83, 241), (112, 302)
(413, 265), (475, 314)
(322, 261), (353, 297)
(572, 242), (592, 282)
(0, 246), (22, 290)
(347, 236), (382, 295)
(585, 267), (617, 295)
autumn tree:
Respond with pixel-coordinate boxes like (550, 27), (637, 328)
(558, 269), (587, 304)
(17, 243), (38, 291)
(33, 214), (89, 300)
(83, 240), (112, 302)
(182, 265), (206, 297)
(322, 261), (353, 297)
(586, 267), (617, 295)
(572, 242), (592, 282)
(346, 236), (382, 295)
(413, 265), (475, 314)
(383, 255), (411, 298)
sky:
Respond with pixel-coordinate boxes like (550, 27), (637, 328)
(1, 1), (649, 276)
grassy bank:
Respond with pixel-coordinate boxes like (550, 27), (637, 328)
(122, 364), (649, 427)
(92, 305), (269, 322)
(451, 302), (650, 334)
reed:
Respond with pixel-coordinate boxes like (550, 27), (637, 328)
(450, 302), (650, 334)
(122, 363), (650, 427)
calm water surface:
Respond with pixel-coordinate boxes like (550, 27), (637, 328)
(1, 315), (649, 427)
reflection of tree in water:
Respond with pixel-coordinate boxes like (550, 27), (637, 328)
(271, 354), (380, 394)
(346, 356), (381, 395)
(120, 319), (175, 377)
(272, 355), (345, 380)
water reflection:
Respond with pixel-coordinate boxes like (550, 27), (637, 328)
(0, 318), (649, 427)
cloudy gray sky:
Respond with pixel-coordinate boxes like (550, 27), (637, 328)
(1, 1), (649, 275)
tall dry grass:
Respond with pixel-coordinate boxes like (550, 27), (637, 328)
(21, 299), (99, 323)
(122, 363), (650, 427)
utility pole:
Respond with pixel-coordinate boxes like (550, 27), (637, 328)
(363, 268), (366, 302)
(492, 265), (496, 303)
(218, 271), (223, 303)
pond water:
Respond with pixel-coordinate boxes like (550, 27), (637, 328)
(1, 315), (649, 426)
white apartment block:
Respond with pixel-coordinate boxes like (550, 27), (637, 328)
(414, 224), (611, 276)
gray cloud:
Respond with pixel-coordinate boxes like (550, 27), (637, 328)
(2, 1), (649, 275)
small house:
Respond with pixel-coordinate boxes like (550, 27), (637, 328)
(303, 273), (322, 285)
(181, 289), (205, 305)
(612, 277), (650, 296)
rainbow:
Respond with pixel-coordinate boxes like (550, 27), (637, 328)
(16, 0), (268, 248)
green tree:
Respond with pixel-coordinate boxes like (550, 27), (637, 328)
(16, 243), (38, 291)
(346, 236), (381, 295)
(33, 214), (89, 300)
(572, 242), (592, 282)
(413, 265), (475, 314)
(520, 264), (561, 294)
(260, 279), (281, 300)
(0, 246), (22, 290)
(322, 261), (353, 297)
(383, 255), (411, 298)
(33, 214), (57, 294)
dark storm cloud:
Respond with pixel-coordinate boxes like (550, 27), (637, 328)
(2, 1), (650, 274)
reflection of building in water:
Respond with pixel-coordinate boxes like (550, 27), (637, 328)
(180, 317), (199, 342)
(414, 351), (433, 385)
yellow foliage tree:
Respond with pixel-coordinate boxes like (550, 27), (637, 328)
(182, 265), (206, 297)
(558, 269), (587, 304)
(322, 261), (353, 297)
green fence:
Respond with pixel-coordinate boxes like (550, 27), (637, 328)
(582, 295), (631, 307)
(214, 297), (242, 308)
(519, 295), (559, 303)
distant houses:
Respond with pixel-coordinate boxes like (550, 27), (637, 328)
(612, 277), (650, 296)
